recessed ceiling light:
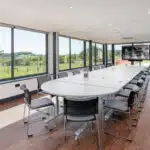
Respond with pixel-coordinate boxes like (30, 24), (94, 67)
(69, 6), (73, 9)
(148, 8), (150, 14)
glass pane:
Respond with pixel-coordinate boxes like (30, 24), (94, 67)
(14, 29), (46, 77)
(115, 45), (122, 65)
(92, 42), (96, 65)
(96, 43), (103, 64)
(0, 27), (11, 80)
(59, 36), (69, 70)
(86, 41), (89, 66)
(71, 39), (84, 68)
(115, 44), (131, 65)
(107, 44), (112, 63)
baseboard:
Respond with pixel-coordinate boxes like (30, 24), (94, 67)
(0, 90), (37, 104)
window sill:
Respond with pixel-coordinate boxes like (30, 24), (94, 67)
(0, 73), (49, 85)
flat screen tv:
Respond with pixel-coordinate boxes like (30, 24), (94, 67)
(122, 45), (150, 60)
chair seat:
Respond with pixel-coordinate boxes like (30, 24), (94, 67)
(130, 79), (138, 84)
(31, 97), (54, 109)
(138, 79), (144, 84)
(66, 115), (95, 122)
(105, 96), (128, 111)
(125, 84), (140, 92)
(116, 89), (131, 97)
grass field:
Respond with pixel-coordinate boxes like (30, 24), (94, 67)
(59, 62), (84, 70)
(1, 60), (150, 80)
(0, 65), (46, 79)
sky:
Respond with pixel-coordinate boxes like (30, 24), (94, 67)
(59, 36), (84, 55)
(0, 27), (45, 55)
(0, 26), (124, 56)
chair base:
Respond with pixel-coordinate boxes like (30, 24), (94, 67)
(24, 121), (28, 124)
(104, 131), (132, 142)
(28, 134), (33, 138)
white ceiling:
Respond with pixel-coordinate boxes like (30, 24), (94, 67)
(0, 0), (150, 43)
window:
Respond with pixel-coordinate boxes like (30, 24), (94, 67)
(115, 45), (122, 65)
(0, 27), (11, 80)
(92, 42), (96, 65)
(96, 43), (103, 64)
(107, 44), (112, 64)
(59, 36), (70, 70)
(71, 39), (84, 68)
(115, 44), (130, 65)
(86, 41), (89, 66)
(14, 29), (46, 77)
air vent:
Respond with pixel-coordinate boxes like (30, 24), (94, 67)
(122, 37), (134, 40)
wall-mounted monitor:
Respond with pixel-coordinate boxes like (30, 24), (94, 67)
(122, 45), (150, 60)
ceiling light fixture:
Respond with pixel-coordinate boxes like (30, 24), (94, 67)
(148, 8), (150, 14)
(69, 6), (73, 9)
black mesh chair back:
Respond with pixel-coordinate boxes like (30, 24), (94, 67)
(83, 67), (89, 72)
(72, 69), (81, 75)
(58, 72), (68, 78)
(20, 84), (31, 105)
(64, 97), (98, 119)
(127, 91), (135, 108)
(93, 66), (101, 70)
(101, 65), (106, 68)
(137, 79), (144, 87)
(37, 74), (51, 90)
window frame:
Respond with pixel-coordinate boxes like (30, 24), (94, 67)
(91, 42), (104, 66)
(107, 44), (113, 64)
(96, 43), (103, 65)
(58, 35), (89, 71)
(0, 25), (48, 82)
(58, 36), (70, 71)
(70, 38), (84, 69)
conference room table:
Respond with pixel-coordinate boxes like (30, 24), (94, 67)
(41, 64), (146, 149)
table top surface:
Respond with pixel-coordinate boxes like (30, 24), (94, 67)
(41, 65), (146, 97)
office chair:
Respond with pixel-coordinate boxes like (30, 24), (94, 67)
(20, 84), (55, 137)
(72, 69), (81, 75)
(58, 71), (68, 78)
(103, 91), (135, 141)
(63, 97), (101, 150)
(37, 74), (52, 95)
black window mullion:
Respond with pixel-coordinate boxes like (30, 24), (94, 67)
(105, 44), (108, 67)
(94, 43), (95, 65)
(11, 27), (14, 79)
(112, 44), (115, 65)
(84, 41), (86, 67)
(69, 37), (71, 69)
(89, 40), (92, 71)
(53, 32), (57, 79)
(102, 44), (105, 65)
(45, 33), (48, 73)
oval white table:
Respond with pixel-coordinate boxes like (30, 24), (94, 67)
(41, 65), (146, 150)
(42, 65), (146, 97)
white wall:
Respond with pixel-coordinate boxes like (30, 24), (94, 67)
(0, 78), (38, 100)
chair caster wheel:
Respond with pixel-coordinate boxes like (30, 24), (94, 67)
(127, 138), (132, 142)
(24, 121), (28, 124)
(28, 134), (33, 138)
(45, 124), (49, 129)
(42, 116), (46, 120)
